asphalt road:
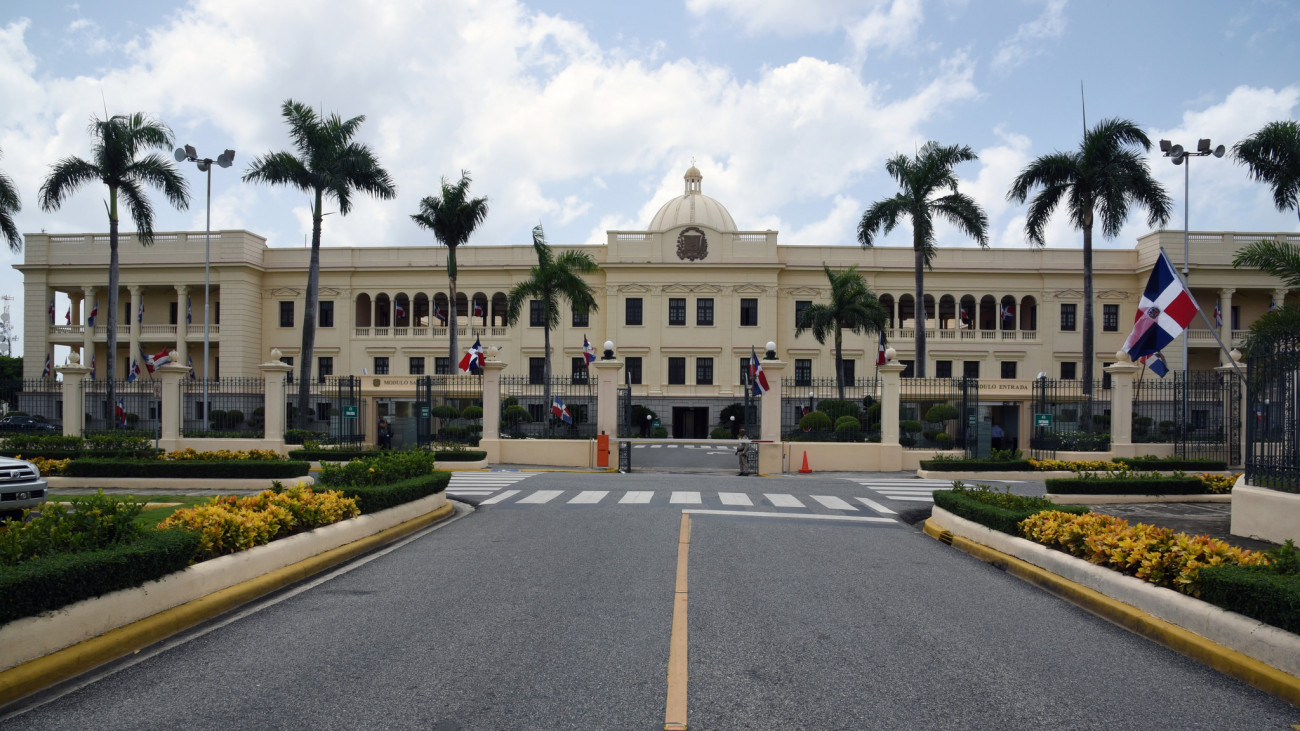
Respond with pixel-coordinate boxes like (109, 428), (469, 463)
(6, 472), (1296, 729)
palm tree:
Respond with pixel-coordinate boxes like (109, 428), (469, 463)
(1232, 238), (1300, 352)
(244, 100), (396, 429)
(505, 224), (599, 428)
(411, 171), (489, 367)
(39, 113), (190, 421)
(1008, 118), (1171, 393)
(858, 142), (988, 377)
(0, 147), (21, 253)
(1233, 120), (1300, 220)
(795, 264), (887, 400)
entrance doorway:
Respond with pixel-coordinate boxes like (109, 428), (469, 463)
(671, 407), (711, 439)
(988, 402), (1020, 453)
(376, 398), (417, 449)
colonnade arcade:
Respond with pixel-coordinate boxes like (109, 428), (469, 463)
(354, 291), (510, 330)
(880, 293), (1040, 333)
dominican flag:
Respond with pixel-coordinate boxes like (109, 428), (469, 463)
(186, 298), (192, 325)
(876, 330), (887, 366)
(583, 335), (597, 365)
(1000, 302), (1014, 324)
(1214, 300), (1222, 328)
(48, 299), (54, 324)
(1122, 250), (1199, 362)
(150, 349), (173, 369)
(1269, 298), (1278, 312)
(960, 308), (971, 327)
(748, 345), (770, 397)
(1141, 351), (1169, 378)
(115, 398), (127, 428)
(552, 396), (573, 424)
(458, 337), (483, 372)
(1256, 403), (1265, 422)
(188, 356), (195, 379)
(473, 300), (484, 318)
(64, 307), (71, 324)
(433, 303), (447, 324)
(137, 301), (144, 323)
(127, 357), (140, 383)
(141, 348), (156, 374)
(41, 354), (51, 378)
(395, 300), (406, 319)
(87, 301), (98, 327)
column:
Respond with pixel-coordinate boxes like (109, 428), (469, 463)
(128, 286), (142, 372)
(1273, 288), (1289, 314)
(56, 355), (90, 436)
(1216, 355), (1247, 469)
(82, 286), (96, 368)
(156, 360), (188, 453)
(756, 357), (786, 475)
(175, 285), (189, 368)
(591, 357), (623, 439)
(1218, 288), (1234, 364)
(479, 359), (506, 464)
(1105, 359), (1141, 458)
(70, 293), (82, 330)
(878, 357), (906, 471)
(260, 355), (294, 453)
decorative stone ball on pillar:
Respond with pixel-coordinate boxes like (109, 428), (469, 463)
(884, 346), (896, 363)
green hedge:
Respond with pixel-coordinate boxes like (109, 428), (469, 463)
(0, 449), (163, 461)
(1198, 565), (1300, 635)
(433, 450), (487, 462)
(0, 529), (201, 626)
(920, 458), (1034, 472)
(329, 472), (451, 514)
(932, 489), (1089, 535)
(1044, 477), (1206, 495)
(66, 459), (311, 479)
(1114, 457), (1229, 471)
(289, 449), (486, 462)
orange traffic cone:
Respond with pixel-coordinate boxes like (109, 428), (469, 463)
(798, 451), (812, 474)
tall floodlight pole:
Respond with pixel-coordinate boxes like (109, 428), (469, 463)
(174, 145), (236, 428)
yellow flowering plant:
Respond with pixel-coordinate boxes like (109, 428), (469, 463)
(163, 448), (287, 462)
(159, 485), (359, 560)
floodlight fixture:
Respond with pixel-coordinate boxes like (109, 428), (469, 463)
(1159, 139), (1172, 153)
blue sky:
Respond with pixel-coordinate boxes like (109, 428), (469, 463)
(2, 0), (1298, 347)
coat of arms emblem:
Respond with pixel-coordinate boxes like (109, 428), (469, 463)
(676, 226), (708, 261)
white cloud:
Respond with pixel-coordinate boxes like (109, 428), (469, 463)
(992, 0), (1067, 73)
(784, 194), (862, 246)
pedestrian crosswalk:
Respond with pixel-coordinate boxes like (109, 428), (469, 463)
(631, 443), (731, 449)
(464, 488), (909, 516)
(839, 477), (998, 504)
(446, 471), (541, 499)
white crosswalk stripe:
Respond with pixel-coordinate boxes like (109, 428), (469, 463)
(855, 497), (896, 515)
(619, 491), (654, 504)
(475, 488), (904, 521)
(446, 471), (540, 498)
(764, 493), (804, 508)
(670, 491), (702, 504)
(810, 495), (857, 511)
(718, 492), (753, 506)
(479, 489), (520, 505)
(840, 477), (977, 504)
(568, 490), (608, 504)
(517, 489), (564, 504)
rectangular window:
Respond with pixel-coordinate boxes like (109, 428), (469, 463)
(319, 301), (334, 328)
(571, 356), (589, 384)
(435, 357), (451, 375)
(668, 357), (686, 385)
(214, 357), (219, 380)
(1231, 305), (1240, 331)
(739, 358), (751, 386)
(900, 360), (915, 379)
(169, 302), (178, 325)
(696, 298), (714, 326)
(1102, 304), (1119, 332)
(529, 300), (545, 328)
(794, 300), (810, 325)
(794, 359), (812, 387)
(280, 301), (294, 328)
(1060, 303), (1077, 332)
(281, 356), (294, 384)
(409, 357), (425, 375)
(625, 357), (642, 385)
(1001, 361), (1017, 379)
(316, 402), (332, 422)
(317, 357), (333, 383)
(571, 306), (589, 328)
(935, 360), (952, 379)
(963, 360), (981, 379)
(696, 357), (713, 385)
(668, 298), (686, 326)
(626, 298), (643, 326)
(841, 359), (856, 383)
(529, 357), (546, 384)
(1060, 361), (1077, 380)
(528, 404), (546, 423)
(740, 298), (758, 327)
(214, 301), (220, 325)
(373, 357), (389, 375)
(1102, 361), (1113, 390)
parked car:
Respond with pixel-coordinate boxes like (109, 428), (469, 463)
(0, 415), (58, 433)
(0, 455), (46, 521)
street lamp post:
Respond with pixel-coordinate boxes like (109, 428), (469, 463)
(173, 145), (235, 429)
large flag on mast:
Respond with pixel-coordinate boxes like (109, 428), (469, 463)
(1121, 250), (1199, 362)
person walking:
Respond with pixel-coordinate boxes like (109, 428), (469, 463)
(991, 423), (1005, 451)
(736, 428), (751, 476)
(377, 416), (391, 449)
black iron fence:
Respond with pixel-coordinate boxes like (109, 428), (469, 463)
(1246, 334), (1299, 491)
(182, 378), (265, 438)
(83, 378), (161, 437)
(898, 378), (976, 453)
(618, 396), (759, 439)
(0, 378), (63, 432)
(782, 377), (881, 442)
(1132, 371), (1242, 464)
(285, 376), (364, 447)
(1029, 379), (1110, 457)
(501, 375), (596, 440)
(414, 374), (483, 446)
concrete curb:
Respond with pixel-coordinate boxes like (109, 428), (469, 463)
(0, 498), (456, 709)
(46, 475), (314, 491)
(923, 509), (1300, 705)
(1044, 493), (1232, 504)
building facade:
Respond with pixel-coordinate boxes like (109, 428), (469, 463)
(17, 167), (1296, 441)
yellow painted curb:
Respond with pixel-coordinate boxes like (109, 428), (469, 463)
(0, 501), (456, 709)
(921, 518), (1300, 707)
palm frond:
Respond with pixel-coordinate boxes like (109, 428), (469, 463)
(116, 179), (158, 243)
(857, 195), (907, 247)
(38, 157), (101, 211)
(1233, 120), (1300, 219)
(242, 151), (314, 193)
(0, 154), (21, 253)
(1232, 238), (1300, 289)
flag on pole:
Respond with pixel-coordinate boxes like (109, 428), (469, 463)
(395, 300), (406, 319)
(876, 331), (887, 366)
(1000, 302), (1014, 325)
(42, 354), (51, 378)
(458, 337), (484, 372)
(748, 345), (770, 397)
(141, 348), (156, 374)
(187, 298), (192, 324)
(127, 357), (139, 383)
(188, 356), (195, 379)
(87, 301), (98, 327)
(1121, 250), (1199, 362)
(433, 302), (447, 324)
(960, 308), (971, 328)
(116, 398), (127, 428)
(64, 307), (71, 324)
(473, 300), (484, 318)
(48, 299), (54, 324)
(137, 300), (144, 323)
(583, 335), (597, 365)
(1214, 300), (1222, 328)
(552, 396), (572, 424)
(1141, 351), (1169, 378)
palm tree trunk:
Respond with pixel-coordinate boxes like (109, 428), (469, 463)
(913, 243), (927, 378)
(1081, 219), (1095, 426)
(105, 188), (119, 430)
(448, 244), (458, 366)
(835, 327), (846, 401)
(543, 321), (552, 436)
(297, 190), (323, 430)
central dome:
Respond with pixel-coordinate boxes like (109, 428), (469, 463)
(648, 166), (737, 232)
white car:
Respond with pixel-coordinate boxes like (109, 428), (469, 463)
(0, 456), (46, 521)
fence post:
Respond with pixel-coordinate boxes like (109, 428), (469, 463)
(756, 358), (786, 474)
(1105, 359), (1141, 459)
(56, 355), (90, 436)
(157, 361), (188, 452)
(260, 354), (294, 453)
(878, 362), (905, 446)
(480, 359), (506, 464)
(591, 358), (624, 441)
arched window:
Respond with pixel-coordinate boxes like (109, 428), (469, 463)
(432, 294), (450, 326)
(374, 294), (392, 328)
(979, 295), (997, 331)
(471, 292), (488, 324)
(879, 294), (896, 329)
(491, 292), (508, 327)
(999, 295), (1017, 331)
(394, 293), (411, 327)
(898, 294), (915, 329)
(413, 293), (430, 327)
(922, 294), (936, 328)
(959, 295), (977, 330)
(1019, 296), (1038, 331)
(455, 292), (469, 319)
(355, 293), (372, 328)
(939, 295), (957, 330)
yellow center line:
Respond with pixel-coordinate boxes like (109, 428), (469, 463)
(664, 512), (691, 731)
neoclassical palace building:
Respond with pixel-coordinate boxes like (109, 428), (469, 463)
(17, 166), (1297, 440)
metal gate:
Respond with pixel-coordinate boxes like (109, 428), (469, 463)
(1246, 333), (1299, 489)
(960, 377), (980, 459)
(1174, 371), (1242, 466)
(328, 376), (363, 447)
(617, 386), (631, 438)
(415, 375), (433, 446)
(1029, 378), (1110, 460)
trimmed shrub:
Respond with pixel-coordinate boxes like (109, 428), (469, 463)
(921, 458), (1035, 472)
(285, 428), (313, 445)
(1114, 457), (1229, 471)
(924, 403), (959, 423)
(1, 433), (158, 459)
(932, 483), (1088, 535)
(502, 405), (531, 426)
(799, 411), (832, 432)
(0, 528), (201, 626)
(432, 405), (460, 419)
(817, 400), (861, 423)
(710, 428), (732, 439)
(900, 420), (923, 434)
(461, 405), (483, 420)
(1198, 564), (1300, 634)
(653, 427), (668, 438)
(315, 449), (437, 487)
(1044, 476), (1207, 495)
(434, 450), (487, 462)
(65, 459), (310, 479)
(330, 472), (451, 514)
(834, 416), (861, 433)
